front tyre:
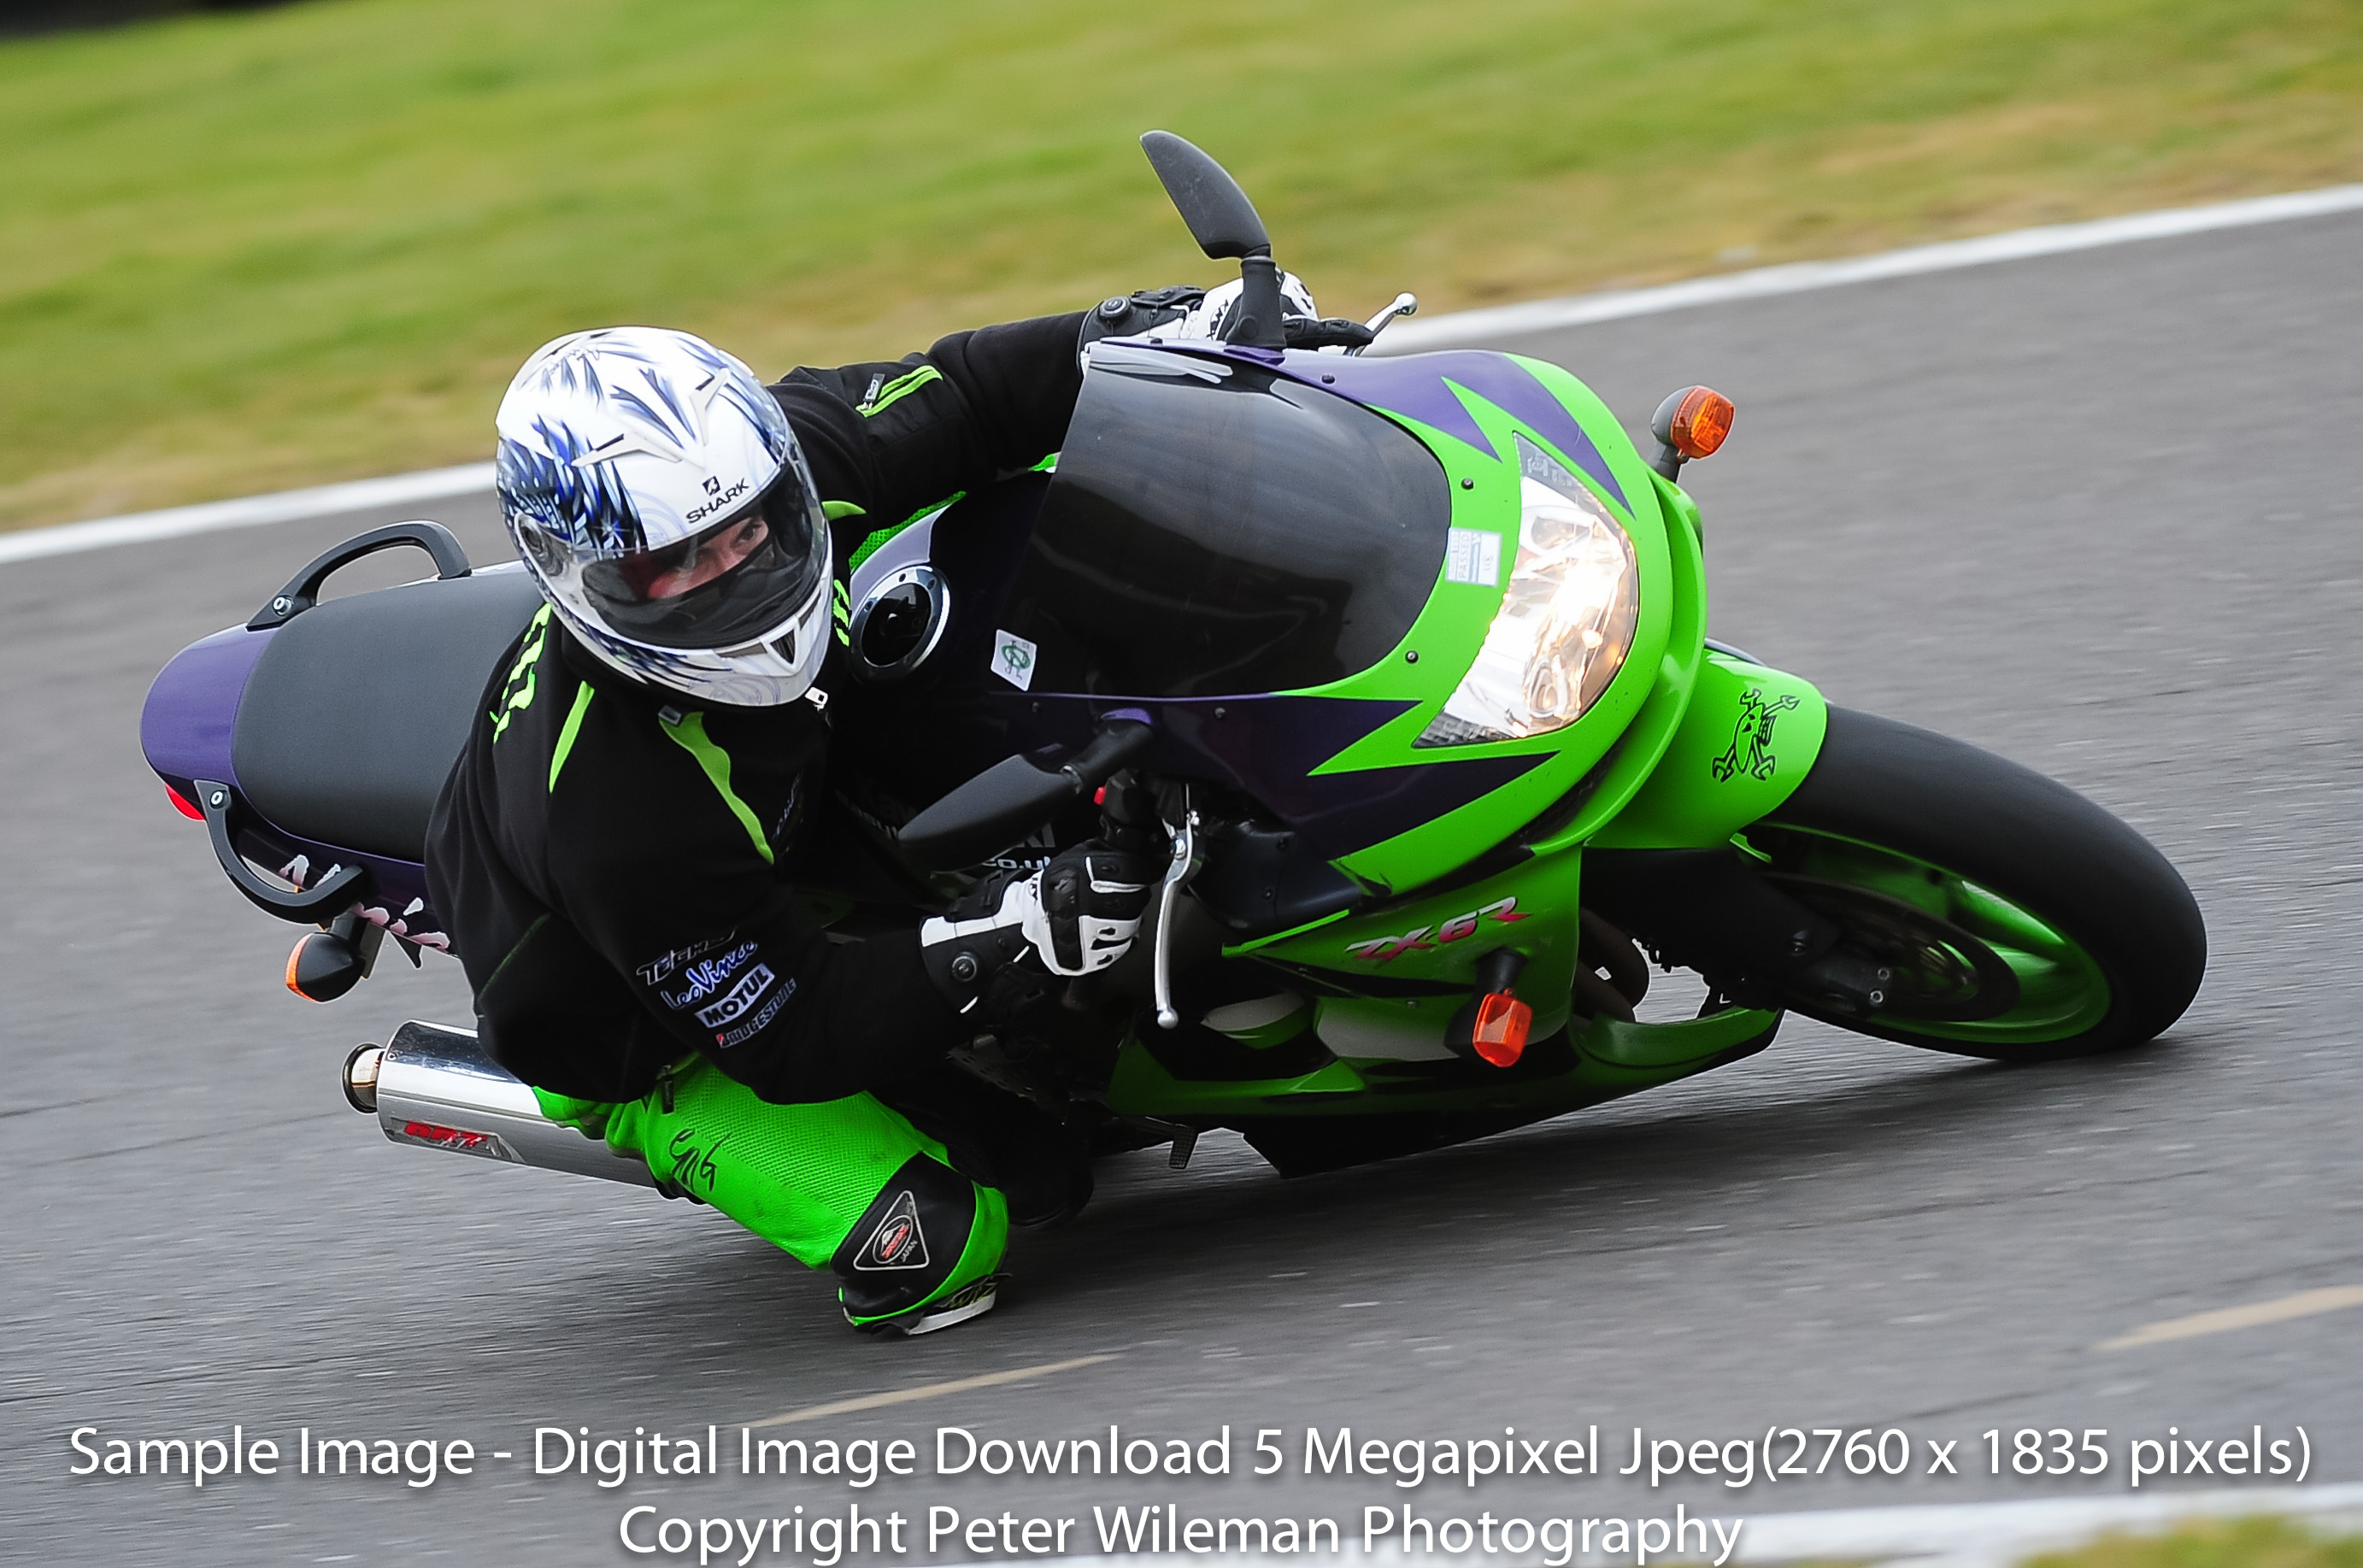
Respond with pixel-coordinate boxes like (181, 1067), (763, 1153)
(1750, 708), (2205, 1062)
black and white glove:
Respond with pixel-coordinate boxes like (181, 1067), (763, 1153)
(1075, 274), (1325, 367)
(1077, 285), (1206, 367)
(920, 843), (1159, 1023)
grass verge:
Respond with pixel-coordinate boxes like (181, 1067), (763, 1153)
(3, 0), (2360, 526)
(2024, 1515), (2363, 1567)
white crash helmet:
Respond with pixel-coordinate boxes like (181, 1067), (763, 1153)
(494, 326), (832, 708)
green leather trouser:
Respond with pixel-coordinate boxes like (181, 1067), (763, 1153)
(535, 1056), (1008, 1325)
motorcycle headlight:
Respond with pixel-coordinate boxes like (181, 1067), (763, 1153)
(1417, 435), (1639, 747)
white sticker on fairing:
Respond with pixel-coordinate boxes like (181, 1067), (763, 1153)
(991, 629), (1038, 690)
(1445, 527), (1502, 587)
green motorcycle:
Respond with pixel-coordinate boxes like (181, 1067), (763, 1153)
(145, 132), (2205, 1188)
(849, 131), (2206, 1177)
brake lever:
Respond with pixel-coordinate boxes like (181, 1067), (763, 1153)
(1282, 315), (1377, 352)
(1349, 292), (1419, 355)
(1151, 793), (1202, 1031)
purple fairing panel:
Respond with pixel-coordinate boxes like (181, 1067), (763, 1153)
(988, 341), (1606, 859)
(252, 827), (444, 951)
(139, 624), (272, 795)
(1133, 338), (1630, 512)
(1001, 691), (1546, 863)
(141, 624), (448, 949)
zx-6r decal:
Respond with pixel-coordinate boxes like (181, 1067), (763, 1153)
(1346, 896), (1527, 964)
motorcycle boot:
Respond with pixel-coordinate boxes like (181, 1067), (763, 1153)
(832, 1152), (1012, 1336)
(537, 1057), (1011, 1336)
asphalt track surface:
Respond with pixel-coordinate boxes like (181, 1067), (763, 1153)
(7, 209), (2362, 1566)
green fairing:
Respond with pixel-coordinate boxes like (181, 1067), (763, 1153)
(783, 344), (2160, 1163)
(1588, 652), (1827, 848)
(1259, 358), (1684, 895)
(1117, 355), (1825, 1126)
(1255, 845), (1585, 1026)
(1102, 1001), (1774, 1122)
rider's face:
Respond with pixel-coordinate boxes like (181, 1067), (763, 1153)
(641, 515), (769, 600)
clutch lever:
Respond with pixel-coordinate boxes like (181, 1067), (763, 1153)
(1151, 792), (1202, 1031)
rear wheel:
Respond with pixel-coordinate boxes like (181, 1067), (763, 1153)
(1749, 708), (2205, 1061)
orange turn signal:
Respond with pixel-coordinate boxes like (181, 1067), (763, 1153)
(1663, 387), (1739, 455)
(285, 929), (365, 1002)
(1663, 385), (1734, 460)
(1470, 992), (1533, 1068)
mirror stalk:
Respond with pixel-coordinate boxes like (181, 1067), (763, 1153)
(1230, 255), (1288, 349)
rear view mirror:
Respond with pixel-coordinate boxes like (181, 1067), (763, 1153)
(1140, 131), (1271, 260)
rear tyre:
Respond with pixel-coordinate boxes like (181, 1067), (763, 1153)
(1752, 708), (2204, 1062)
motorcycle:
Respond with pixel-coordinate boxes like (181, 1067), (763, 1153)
(138, 132), (2204, 1193)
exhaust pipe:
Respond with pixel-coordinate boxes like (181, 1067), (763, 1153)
(343, 1020), (654, 1188)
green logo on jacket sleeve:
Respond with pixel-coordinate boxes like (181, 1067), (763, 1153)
(491, 604), (554, 739)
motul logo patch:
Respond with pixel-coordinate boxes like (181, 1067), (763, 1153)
(853, 1190), (930, 1271)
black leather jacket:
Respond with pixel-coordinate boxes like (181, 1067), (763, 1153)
(426, 312), (1086, 1105)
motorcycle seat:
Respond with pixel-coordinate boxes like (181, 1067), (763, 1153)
(232, 567), (544, 862)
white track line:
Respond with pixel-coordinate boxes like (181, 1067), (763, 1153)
(0, 461), (493, 567)
(742, 1353), (1117, 1430)
(961, 1483), (2363, 1568)
(1373, 181), (2363, 351)
(9, 180), (2362, 567)
(1734, 1484), (2363, 1567)
(2099, 1284), (2363, 1352)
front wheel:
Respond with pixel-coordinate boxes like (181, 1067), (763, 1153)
(1748, 708), (2205, 1062)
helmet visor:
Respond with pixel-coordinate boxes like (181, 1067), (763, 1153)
(580, 477), (827, 651)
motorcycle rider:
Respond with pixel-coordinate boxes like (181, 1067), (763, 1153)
(424, 292), (1257, 1335)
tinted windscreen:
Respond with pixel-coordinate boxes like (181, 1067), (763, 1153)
(997, 348), (1449, 697)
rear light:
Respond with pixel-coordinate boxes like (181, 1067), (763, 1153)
(165, 784), (204, 820)
(1470, 991), (1533, 1067)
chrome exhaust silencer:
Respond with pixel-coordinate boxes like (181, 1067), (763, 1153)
(343, 1020), (654, 1188)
